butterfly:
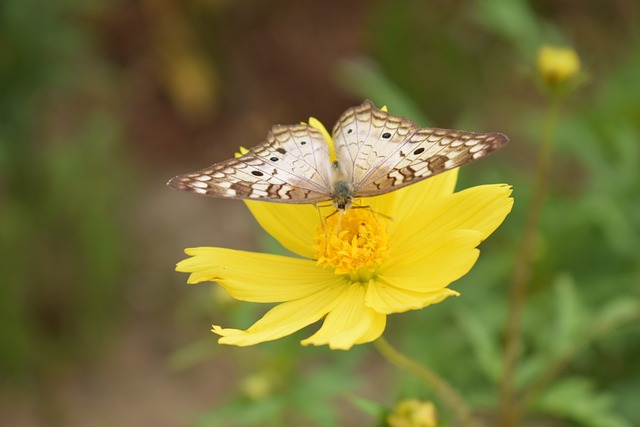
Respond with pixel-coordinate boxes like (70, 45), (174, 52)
(168, 100), (508, 211)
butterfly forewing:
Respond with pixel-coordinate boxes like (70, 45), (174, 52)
(168, 124), (333, 204)
(331, 101), (508, 198)
(354, 128), (508, 197)
(332, 101), (420, 187)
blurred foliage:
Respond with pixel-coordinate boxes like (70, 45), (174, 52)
(0, 0), (128, 382)
(340, 1), (640, 426)
(204, 1), (640, 426)
(191, 335), (364, 427)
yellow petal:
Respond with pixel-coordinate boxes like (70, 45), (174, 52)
(357, 188), (399, 219)
(355, 168), (459, 220)
(392, 183), (513, 248)
(380, 229), (483, 291)
(212, 283), (346, 346)
(354, 305), (387, 344)
(244, 201), (320, 258)
(308, 117), (332, 144)
(391, 168), (460, 219)
(301, 283), (386, 350)
(366, 279), (459, 314)
(177, 247), (342, 302)
(235, 146), (250, 157)
(308, 117), (336, 162)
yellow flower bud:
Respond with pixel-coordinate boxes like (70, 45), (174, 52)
(387, 399), (437, 427)
(537, 45), (581, 86)
(240, 372), (275, 400)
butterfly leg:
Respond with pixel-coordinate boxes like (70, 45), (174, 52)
(315, 204), (349, 237)
(349, 203), (394, 223)
(315, 202), (336, 232)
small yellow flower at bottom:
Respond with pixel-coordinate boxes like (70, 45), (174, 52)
(176, 119), (513, 350)
(240, 372), (278, 400)
(387, 399), (438, 427)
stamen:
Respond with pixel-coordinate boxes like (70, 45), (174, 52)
(314, 208), (391, 278)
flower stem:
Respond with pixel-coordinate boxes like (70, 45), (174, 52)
(374, 336), (476, 426)
(499, 98), (560, 426)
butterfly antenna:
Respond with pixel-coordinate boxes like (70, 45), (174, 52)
(315, 202), (336, 231)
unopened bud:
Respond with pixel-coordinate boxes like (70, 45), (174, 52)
(537, 45), (581, 91)
(387, 399), (437, 427)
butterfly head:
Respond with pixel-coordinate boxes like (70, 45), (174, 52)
(331, 179), (354, 211)
(332, 188), (353, 211)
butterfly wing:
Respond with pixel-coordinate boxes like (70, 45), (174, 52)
(332, 100), (508, 198)
(168, 124), (334, 204)
(332, 101), (420, 186)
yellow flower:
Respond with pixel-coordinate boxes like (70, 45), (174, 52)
(387, 399), (438, 427)
(176, 120), (513, 350)
(537, 45), (581, 87)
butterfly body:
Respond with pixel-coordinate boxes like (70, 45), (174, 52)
(168, 101), (508, 210)
(328, 160), (355, 210)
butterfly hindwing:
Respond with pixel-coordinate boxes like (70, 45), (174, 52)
(168, 124), (333, 204)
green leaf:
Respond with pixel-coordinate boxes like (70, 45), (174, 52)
(535, 377), (633, 427)
(592, 299), (640, 335)
(514, 355), (547, 390)
(474, 0), (560, 56)
(167, 337), (218, 372)
(456, 309), (502, 382)
(347, 395), (387, 419)
(550, 273), (584, 357)
(196, 396), (286, 427)
(287, 362), (360, 427)
(334, 58), (430, 126)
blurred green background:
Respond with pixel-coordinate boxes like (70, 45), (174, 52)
(1, 0), (639, 426)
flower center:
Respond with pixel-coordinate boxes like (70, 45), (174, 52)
(314, 208), (391, 281)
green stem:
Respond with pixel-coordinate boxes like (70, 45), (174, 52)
(374, 336), (476, 426)
(499, 98), (560, 427)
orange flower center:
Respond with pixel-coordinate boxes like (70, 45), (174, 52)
(314, 208), (391, 282)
